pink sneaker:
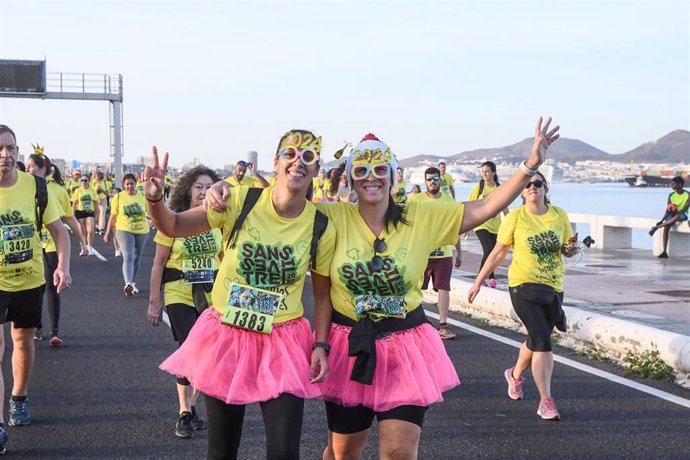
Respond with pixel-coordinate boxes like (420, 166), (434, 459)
(504, 367), (524, 400)
(489, 279), (497, 288)
(537, 397), (560, 421)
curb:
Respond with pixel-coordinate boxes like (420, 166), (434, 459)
(425, 277), (690, 384)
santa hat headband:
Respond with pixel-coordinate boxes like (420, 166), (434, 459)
(345, 133), (398, 188)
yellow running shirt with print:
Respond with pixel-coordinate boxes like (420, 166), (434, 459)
(42, 181), (74, 253)
(467, 182), (502, 234)
(71, 187), (98, 212)
(408, 191), (455, 258)
(111, 191), (149, 234)
(497, 205), (573, 292)
(207, 185), (335, 323)
(440, 173), (454, 195)
(154, 229), (223, 307)
(224, 176), (263, 187)
(316, 200), (464, 321)
(0, 171), (61, 291)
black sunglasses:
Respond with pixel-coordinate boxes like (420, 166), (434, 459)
(425, 175), (441, 181)
(525, 180), (544, 189)
(370, 238), (387, 272)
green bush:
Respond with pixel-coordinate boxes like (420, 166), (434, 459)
(622, 349), (675, 382)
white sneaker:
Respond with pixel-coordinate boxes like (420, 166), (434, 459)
(115, 249), (122, 257)
(88, 246), (95, 256)
(131, 283), (139, 294)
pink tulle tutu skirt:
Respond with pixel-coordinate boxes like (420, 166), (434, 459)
(319, 322), (460, 412)
(160, 308), (321, 405)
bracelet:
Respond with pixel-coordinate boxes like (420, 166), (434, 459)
(312, 341), (331, 356)
(518, 160), (538, 177)
(145, 194), (163, 203)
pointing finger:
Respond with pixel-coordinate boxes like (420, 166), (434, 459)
(152, 146), (159, 169)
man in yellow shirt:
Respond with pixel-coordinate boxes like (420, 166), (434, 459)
(0, 125), (72, 451)
(408, 166), (461, 339)
(224, 161), (269, 188)
(438, 161), (456, 199)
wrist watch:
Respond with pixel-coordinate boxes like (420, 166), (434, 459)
(312, 341), (331, 356)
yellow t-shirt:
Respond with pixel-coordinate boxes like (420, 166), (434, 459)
(207, 185), (335, 323)
(316, 200), (464, 321)
(71, 187), (98, 212)
(669, 190), (689, 213)
(440, 173), (454, 195)
(154, 228), (223, 307)
(91, 180), (109, 200)
(42, 181), (74, 253)
(0, 172), (61, 291)
(66, 178), (81, 195)
(468, 182), (503, 234)
(312, 177), (327, 201)
(407, 191), (456, 258)
(392, 180), (408, 205)
(111, 191), (149, 234)
(497, 205), (573, 292)
(224, 176), (263, 187)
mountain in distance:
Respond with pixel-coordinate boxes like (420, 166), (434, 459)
(397, 129), (689, 167)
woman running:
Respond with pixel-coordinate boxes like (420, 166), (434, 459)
(468, 171), (577, 421)
(27, 153), (87, 345)
(92, 171), (109, 235)
(71, 175), (99, 256)
(104, 173), (150, 296)
(144, 129), (335, 460)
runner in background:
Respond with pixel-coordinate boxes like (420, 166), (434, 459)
(438, 161), (456, 199)
(91, 171), (109, 235)
(71, 175), (99, 256)
(391, 167), (407, 205)
(224, 161), (269, 188)
(27, 150), (87, 346)
(145, 129), (335, 460)
(147, 165), (221, 439)
(104, 174), (150, 296)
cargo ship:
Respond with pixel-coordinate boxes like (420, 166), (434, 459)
(624, 174), (674, 187)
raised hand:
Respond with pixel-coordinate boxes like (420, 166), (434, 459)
(528, 117), (560, 169)
(143, 146), (168, 200)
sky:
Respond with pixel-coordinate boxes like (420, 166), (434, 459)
(0, 0), (688, 170)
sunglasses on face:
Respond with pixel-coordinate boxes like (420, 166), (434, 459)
(370, 238), (387, 272)
(279, 147), (319, 166)
(351, 164), (390, 181)
(425, 175), (441, 182)
(525, 180), (544, 189)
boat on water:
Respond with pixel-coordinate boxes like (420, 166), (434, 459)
(624, 175), (674, 187)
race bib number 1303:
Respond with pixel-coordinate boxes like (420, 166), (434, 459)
(221, 283), (283, 334)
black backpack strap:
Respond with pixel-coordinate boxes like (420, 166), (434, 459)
(309, 210), (328, 270)
(477, 180), (484, 198)
(226, 187), (264, 250)
(34, 175), (48, 233)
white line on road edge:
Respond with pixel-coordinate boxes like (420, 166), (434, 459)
(424, 309), (690, 409)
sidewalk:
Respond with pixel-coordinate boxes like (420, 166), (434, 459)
(427, 236), (690, 385)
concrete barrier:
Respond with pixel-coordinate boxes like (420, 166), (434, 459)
(569, 213), (690, 257)
(425, 276), (690, 383)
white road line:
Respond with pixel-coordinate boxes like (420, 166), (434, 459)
(424, 309), (690, 409)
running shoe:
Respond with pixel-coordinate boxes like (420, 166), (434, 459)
(190, 406), (207, 431)
(49, 334), (63, 346)
(537, 397), (560, 421)
(489, 279), (497, 289)
(504, 367), (524, 400)
(658, 252), (669, 259)
(8, 397), (30, 427)
(175, 411), (194, 438)
(438, 324), (457, 340)
(79, 248), (89, 257)
(131, 283), (140, 294)
(115, 249), (122, 257)
(124, 283), (134, 296)
(649, 227), (657, 236)
(33, 329), (43, 341)
(0, 423), (7, 455)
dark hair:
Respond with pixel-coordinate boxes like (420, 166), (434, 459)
(169, 165), (221, 212)
(522, 171), (550, 205)
(328, 164), (345, 196)
(478, 161), (499, 197)
(424, 167), (441, 176)
(51, 164), (65, 186)
(15, 161), (25, 172)
(672, 176), (684, 187)
(29, 153), (51, 177)
(122, 173), (136, 186)
(0, 124), (17, 143)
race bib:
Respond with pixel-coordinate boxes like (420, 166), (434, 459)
(221, 282), (282, 334)
(355, 295), (406, 320)
(429, 247), (445, 257)
(1, 224), (35, 265)
(182, 257), (216, 284)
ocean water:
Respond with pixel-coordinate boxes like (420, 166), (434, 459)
(451, 182), (676, 250)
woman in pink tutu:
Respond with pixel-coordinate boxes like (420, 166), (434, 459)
(143, 129), (335, 460)
(310, 118), (559, 459)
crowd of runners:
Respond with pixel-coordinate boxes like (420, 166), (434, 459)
(1, 117), (580, 458)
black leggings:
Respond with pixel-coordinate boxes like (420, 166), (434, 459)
(510, 285), (563, 352)
(166, 303), (199, 386)
(42, 251), (60, 334)
(475, 229), (497, 279)
(205, 393), (304, 460)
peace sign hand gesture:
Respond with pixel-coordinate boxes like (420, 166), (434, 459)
(143, 146), (169, 201)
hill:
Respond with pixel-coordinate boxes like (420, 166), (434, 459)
(618, 130), (690, 163)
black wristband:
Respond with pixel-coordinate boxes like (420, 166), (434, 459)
(145, 194), (163, 203)
(312, 341), (330, 356)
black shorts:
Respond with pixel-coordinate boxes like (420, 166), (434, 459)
(166, 303), (199, 344)
(75, 210), (95, 219)
(325, 401), (428, 434)
(509, 283), (564, 352)
(0, 285), (45, 328)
